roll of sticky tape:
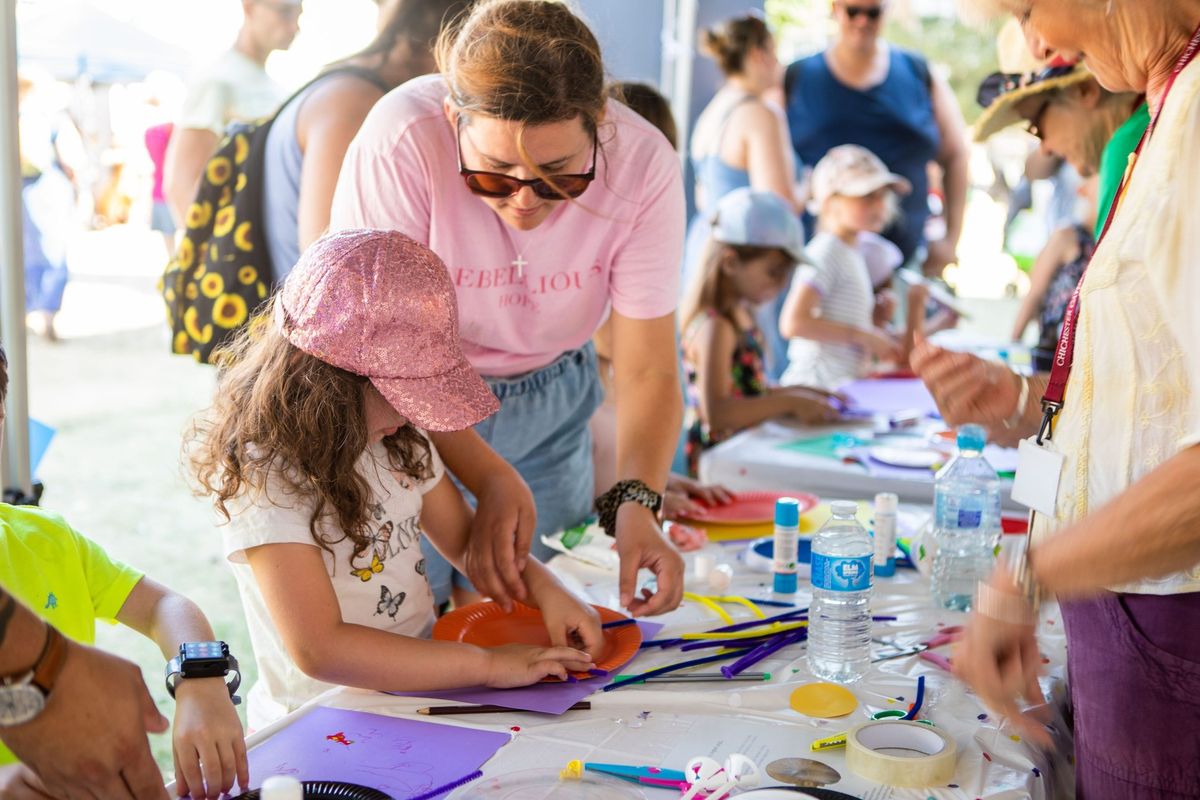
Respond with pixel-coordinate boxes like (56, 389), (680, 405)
(845, 720), (957, 788)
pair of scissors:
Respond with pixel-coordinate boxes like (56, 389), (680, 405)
(919, 625), (963, 671)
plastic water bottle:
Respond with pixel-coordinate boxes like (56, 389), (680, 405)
(808, 501), (873, 684)
(931, 424), (1001, 611)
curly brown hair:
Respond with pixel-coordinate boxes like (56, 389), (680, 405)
(188, 317), (434, 565)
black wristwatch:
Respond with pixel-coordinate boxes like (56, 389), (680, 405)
(595, 479), (664, 537)
(166, 641), (241, 705)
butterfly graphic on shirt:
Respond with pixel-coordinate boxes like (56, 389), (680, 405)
(375, 584), (406, 619)
(351, 553), (384, 582)
(367, 521), (393, 555)
(414, 559), (426, 577)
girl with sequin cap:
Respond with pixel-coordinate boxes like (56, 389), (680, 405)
(189, 229), (602, 731)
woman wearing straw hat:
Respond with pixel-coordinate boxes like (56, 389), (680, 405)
(919, 1), (1200, 795)
(974, 20), (1143, 371)
(331, 0), (686, 620)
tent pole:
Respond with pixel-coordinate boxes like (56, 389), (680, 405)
(0, 0), (34, 501)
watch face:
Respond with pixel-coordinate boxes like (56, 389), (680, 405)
(181, 642), (228, 678)
(0, 684), (45, 727)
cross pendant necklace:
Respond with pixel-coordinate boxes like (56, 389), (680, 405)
(512, 253), (528, 280)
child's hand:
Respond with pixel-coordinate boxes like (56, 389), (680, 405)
(784, 394), (842, 425)
(859, 328), (903, 362)
(484, 644), (595, 688)
(172, 677), (248, 800)
(540, 590), (605, 659)
(0, 763), (55, 799)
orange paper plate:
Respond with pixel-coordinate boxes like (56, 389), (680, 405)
(432, 602), (641, 680)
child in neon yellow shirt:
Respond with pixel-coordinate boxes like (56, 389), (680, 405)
(0, 349), (246, 800)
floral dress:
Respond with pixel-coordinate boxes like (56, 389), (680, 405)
(684, 310), (768, 476)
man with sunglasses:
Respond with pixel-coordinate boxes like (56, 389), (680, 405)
(164, 0), (303, 226)
(784, 1), (969, 279)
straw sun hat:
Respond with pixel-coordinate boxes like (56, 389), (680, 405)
(973, 19), (1093, 142)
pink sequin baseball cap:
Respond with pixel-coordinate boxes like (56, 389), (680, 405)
(274, 229), (499, 432)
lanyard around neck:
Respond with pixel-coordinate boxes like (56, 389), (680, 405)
(1037, 20), (1200, 445)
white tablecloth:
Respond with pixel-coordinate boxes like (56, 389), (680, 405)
(699, 420), (1024, 512)
(237, 523), (1073, 800)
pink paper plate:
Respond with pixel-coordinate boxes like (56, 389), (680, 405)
(679, 490), (819, 526)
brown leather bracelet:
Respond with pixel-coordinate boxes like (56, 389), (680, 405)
(31, 625), (67, 696)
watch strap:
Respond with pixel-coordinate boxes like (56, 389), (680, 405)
(166, 648), (241, 704)
(31, 625), (67, 696)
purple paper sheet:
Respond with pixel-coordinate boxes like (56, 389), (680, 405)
(393, 621), (664, 714)
(838, 378), (940, 418)
(243, 706), (509, 799)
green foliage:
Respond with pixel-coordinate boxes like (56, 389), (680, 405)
(885, 14), (1003, 123)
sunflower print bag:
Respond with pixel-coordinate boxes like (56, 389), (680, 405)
(160, 67), (387, 364)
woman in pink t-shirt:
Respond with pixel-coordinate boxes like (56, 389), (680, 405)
(331, 0), (685, 618)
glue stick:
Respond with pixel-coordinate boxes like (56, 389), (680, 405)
(773, 498), (801, 594)
(873, 492), (898, 577)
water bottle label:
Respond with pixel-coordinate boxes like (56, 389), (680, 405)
(956, 509), (982, 528)
(811, 554), (872, 592)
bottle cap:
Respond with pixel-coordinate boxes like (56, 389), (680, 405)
(874, 492), (898, 513)
(957, 424), (987, 452)
(830, 500), (858, 517)
(775, 497), (801, 527)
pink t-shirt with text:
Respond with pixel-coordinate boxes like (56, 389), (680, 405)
(330, 75), (684, 376)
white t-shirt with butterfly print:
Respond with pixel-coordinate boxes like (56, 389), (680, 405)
(221, 436), (444, 731)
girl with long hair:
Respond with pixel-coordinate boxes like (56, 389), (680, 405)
(190, 229), (600, 730)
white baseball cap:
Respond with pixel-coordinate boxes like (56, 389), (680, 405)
(710, 188), (810, 265)
(808, 144), (912, 215)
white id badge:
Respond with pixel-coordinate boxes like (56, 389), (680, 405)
(1011, 437), (1065, 516)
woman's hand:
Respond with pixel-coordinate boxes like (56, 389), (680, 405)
(463, 466), (537, 612)
(172, 678), (248, 800)
(615, 504), (685, 617)
(910, 334), (1020, 429)
(953, 565), (1050, 747)
(0, 765), (54, 800)
(484, 644), (594, 688)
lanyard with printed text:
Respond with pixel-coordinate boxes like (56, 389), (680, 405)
(1036, 20), (1200, 445)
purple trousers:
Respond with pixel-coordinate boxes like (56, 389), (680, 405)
(1061, 591), (1200, 798)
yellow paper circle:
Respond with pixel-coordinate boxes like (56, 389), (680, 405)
(789, 682), (858, 718)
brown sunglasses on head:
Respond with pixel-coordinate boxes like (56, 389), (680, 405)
(455, 116), (598, 201)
